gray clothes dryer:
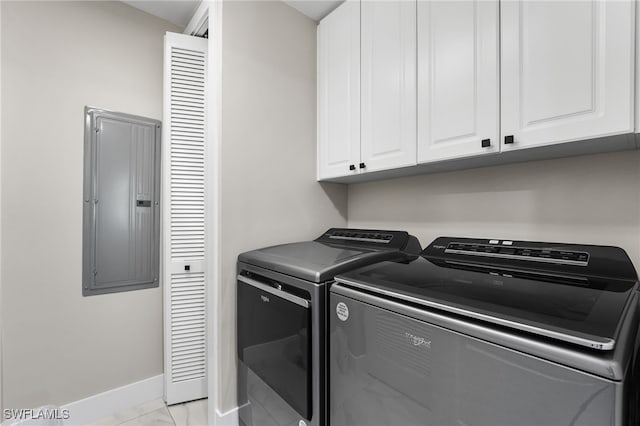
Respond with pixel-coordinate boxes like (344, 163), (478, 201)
(236, 228), (421, 426)
(330, 237), (640, 426)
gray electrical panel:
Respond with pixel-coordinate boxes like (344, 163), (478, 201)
(83, 106), (161, 296)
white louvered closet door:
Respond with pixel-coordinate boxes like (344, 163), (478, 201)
(163, 32), (208, 405)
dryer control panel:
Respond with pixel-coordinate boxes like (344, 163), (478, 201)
(317, 228), (420, 252)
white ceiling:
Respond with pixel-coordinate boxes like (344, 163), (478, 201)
(122, 0), (343, 27)
(122, 0), (201, 28)
(283, 1), (343, 22)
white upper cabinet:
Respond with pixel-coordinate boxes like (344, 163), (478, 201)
(361, 0), (417, 173)
(501, 0), (635, 150)
(317, 0), (637, 183)
(317, 0), (360, 180)
(417, 0), (499, 163)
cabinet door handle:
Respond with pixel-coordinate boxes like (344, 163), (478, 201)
(481, 139), (491, 148)
(504, 135), (515, 144)
(359, 163), (366, 169)
(349, 164), (356, 171)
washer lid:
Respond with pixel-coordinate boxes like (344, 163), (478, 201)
(238, 241), (410, 283)
(335, 256), (637, 351)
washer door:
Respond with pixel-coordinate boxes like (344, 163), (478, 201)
(237, 274), (312, 420)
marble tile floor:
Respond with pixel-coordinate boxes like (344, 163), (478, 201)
(87, 398), (207, 426)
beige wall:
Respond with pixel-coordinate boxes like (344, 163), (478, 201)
(1, 1), (179, 409)
(349, 150), (640, 270)
(217, 0), (348, 412)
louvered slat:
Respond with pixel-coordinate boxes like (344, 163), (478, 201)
(170, 271), (206, 383)
(164, 33), (208, 404)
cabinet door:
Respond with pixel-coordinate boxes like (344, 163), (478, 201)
(317, 0), (360, 180)
(417, 0), (499, 163)
(501, 0), (635, 150)
(361, 0), (417, 173)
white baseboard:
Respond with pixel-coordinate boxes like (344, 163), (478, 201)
(213, 404), (240, 426)
(61, 374), (163, 425)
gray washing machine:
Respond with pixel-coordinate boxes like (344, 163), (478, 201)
(330, 237), (640, 426)
(236, 228), (421, 426)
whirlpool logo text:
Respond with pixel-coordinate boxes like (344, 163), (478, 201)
(405, 332), (431, 349)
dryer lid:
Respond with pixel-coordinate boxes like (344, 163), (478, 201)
(239, 241), (407, 283)
(238, 228), (421, 283)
